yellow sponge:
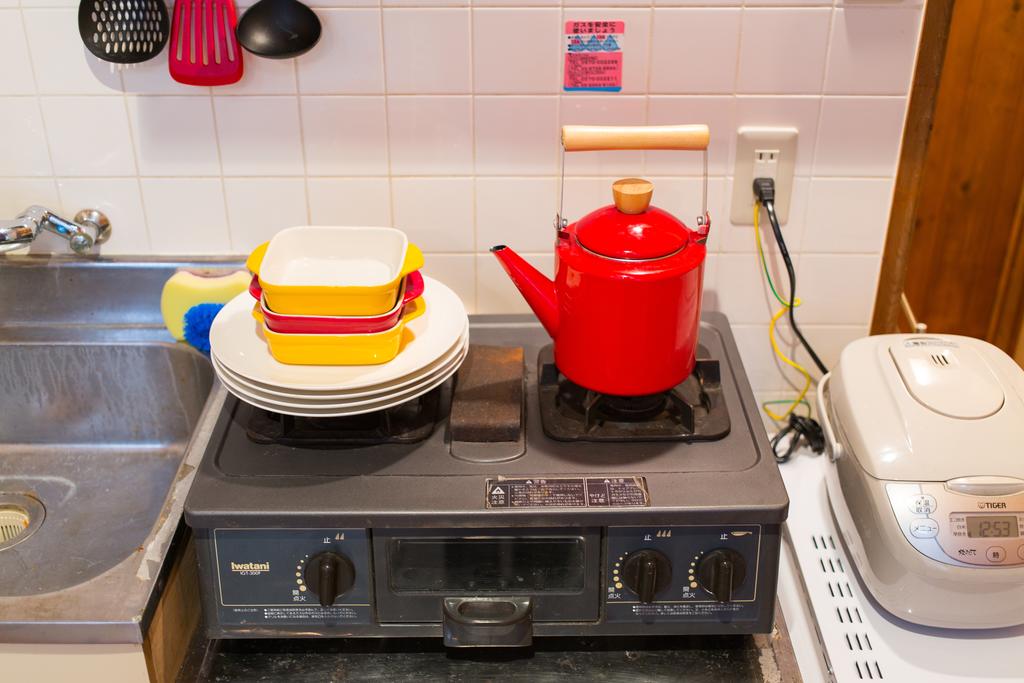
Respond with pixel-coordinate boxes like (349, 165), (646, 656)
(161, 270), (251, 341)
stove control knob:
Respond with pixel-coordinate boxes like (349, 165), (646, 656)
(697, 549), (746, 603)
(304, 552), (356, 607)
(621, 549), (672, 603)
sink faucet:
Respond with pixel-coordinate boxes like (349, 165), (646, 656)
(0, 206), (111, 255)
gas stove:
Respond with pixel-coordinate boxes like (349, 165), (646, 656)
(184, 313), (788, 646)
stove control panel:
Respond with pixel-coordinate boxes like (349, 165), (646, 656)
(210, 528), (372, 627)
(605, 526), (762, 623)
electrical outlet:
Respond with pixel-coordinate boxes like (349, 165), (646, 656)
(753, 149), (779, 181)
(730, 127), (798, 225)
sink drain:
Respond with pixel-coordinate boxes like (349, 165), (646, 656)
(0, 508), (29, 542)
(0, 494), (45, 552)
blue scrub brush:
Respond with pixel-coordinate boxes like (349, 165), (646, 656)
(182, 303), (224, 355)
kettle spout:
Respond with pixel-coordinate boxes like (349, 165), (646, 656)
(490, 245), (559, 337)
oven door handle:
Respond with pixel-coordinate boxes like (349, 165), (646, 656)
(442, 597), (533, 648)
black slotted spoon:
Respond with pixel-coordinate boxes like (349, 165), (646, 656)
(78, 0), (170, 64)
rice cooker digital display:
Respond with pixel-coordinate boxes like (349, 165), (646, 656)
(964, 515), (1020, 538)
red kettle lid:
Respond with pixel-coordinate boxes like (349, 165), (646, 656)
(574, 179), (690, 260)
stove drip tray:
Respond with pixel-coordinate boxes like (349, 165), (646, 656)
(245, 388), (442, 447)
(538, 346), (730, 442)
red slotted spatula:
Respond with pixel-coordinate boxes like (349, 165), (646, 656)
(169, 0), (243, 85)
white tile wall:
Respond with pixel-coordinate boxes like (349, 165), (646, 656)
(382, 9), (471, 94)
(0, 11), (35, 95)
(825, 6), (922, 95)
(140, 178), (231, 253)
(475, 176), (558, 252)
(297, 9), (384, 94)
(0, 97), (51, 176)
(126, 96), (221, 176)
(300, 96), (390, 175)
(307, 177), (392, 225)
(813, 96), (908, 176)
(224, 177), (309, 251)
(649, 9), (741, 94)
(387, 96), (474, 174)
(473, 9), (561, 93)
(474, 96), (559, 174)
(802, 177), (893, 252)
(391, 176), (475, 251)
(737, 9), (831, 94)
(214, 96), (305, 175)
(0, 0), (924, 394)
(0, 179), (59, 217)
(42, 96), (137, 176)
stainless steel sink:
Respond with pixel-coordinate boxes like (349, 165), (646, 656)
(0, 255), (238, 643)
(0, 343), (212, 596)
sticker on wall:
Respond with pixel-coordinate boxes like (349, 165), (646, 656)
(563, 21), (624, 93)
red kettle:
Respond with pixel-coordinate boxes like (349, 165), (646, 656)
(491, 124), (712, 396)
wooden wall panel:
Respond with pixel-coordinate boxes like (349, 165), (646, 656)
(899, 1), (1024, 339)
(871, 0), (954, 335)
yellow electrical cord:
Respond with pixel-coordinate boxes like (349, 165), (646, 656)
(755, 202), (813, 422)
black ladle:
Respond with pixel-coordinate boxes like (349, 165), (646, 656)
(237, 0), (322, 59)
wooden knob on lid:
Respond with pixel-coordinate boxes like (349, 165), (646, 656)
(612, 178), (654, 215)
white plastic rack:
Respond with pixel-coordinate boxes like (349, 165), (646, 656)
(776, 450), (1024, 683)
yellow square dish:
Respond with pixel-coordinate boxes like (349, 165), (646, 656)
(247, 226), (424, 316)
(252, 296), (426, 366)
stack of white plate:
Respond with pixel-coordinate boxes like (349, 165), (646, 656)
(209, 276), (469, 417)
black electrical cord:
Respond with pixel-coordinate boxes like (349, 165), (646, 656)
(770, 413), (825, 464)
(751, 177), (829, 463)
(752, 177), (830, 376)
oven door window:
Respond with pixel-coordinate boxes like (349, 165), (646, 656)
(389, 537), (586, 593)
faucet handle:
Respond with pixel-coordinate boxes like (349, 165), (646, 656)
(73, 209), (112, 249)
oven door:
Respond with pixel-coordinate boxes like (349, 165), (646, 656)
(373, 527), (602, 623)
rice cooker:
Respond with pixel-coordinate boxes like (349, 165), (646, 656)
(817, 334), (1024, 629)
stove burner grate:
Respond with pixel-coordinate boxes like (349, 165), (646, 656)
(538, 345), (730, 442)
(244, 387), (442, 447)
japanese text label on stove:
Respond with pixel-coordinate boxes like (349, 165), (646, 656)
(486, 476), (649, 508)
(564, 20), (624, 92)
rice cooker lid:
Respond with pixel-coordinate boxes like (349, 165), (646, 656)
(889, 338), (1004, 419)
(829, 335), (1024, 482)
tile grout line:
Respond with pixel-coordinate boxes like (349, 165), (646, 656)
(378, 0), (398, 230)
(555, 0), (564, 244)
(119, 87), (156, 252)
(467, 2), (479, 311)
(13, 1), (920, 6)
(716, 0), (744, 262)
(207, 86), (232, 252)
(14, 3), (62, 233)
(0, 92), (914, 98)
(0, 173), (899, 180)
(291, 58), (314, 226)
(641, 0), (653, 177)
(797, 0), (838, 298)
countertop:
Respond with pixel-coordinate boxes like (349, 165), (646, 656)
(180, 607), (801, 682)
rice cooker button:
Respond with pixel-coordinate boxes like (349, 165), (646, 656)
(909, 494), (937, 515)
(986, 546), (1006, 563)
(909, 518), (939, 539)
(1017, 545), (1024, 561)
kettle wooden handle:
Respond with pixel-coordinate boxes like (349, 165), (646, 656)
(561, 124), (710, 152)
